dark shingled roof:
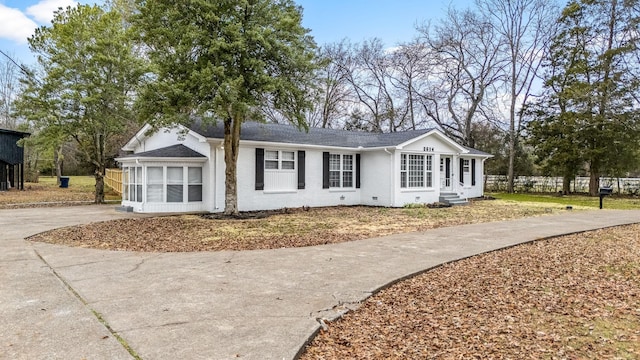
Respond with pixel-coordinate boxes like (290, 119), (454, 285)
(121, 144), (206, 158)
(463, 146), (492, 156)
(189, 121), (435, 148)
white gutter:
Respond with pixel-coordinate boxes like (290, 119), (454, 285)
(384, 147), (395, 207)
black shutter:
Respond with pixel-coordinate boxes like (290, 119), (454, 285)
(471, 159), (476, 186)
(355, 154), (361, 189)
(459, 158), (464, 183)
(297, 150), (305, 189)
(322, 152), (330, 189)
(255, 148), (264, 190)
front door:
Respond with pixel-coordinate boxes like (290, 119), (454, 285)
(440, 156), (451, 191)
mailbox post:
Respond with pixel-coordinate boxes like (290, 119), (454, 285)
(599, 187), (613, 209)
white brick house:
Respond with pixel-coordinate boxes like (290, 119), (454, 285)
(116, 121), (492, 213)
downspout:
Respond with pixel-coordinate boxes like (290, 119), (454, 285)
(482, 158), (488, 196)
(212, 145), (217, 211)
(384, 148), (395, 207)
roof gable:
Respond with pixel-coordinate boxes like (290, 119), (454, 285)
(396, 129), (468, 153)
(122, 124), (207, 151)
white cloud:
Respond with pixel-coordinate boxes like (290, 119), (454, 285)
(26, 0), (78, 24)
(0, 4), (38, 44)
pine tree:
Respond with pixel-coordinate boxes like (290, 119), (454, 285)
(528, 0), (640, 195)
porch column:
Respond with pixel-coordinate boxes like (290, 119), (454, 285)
(434, 153), (441, 191)
(451, 154), (458, 193)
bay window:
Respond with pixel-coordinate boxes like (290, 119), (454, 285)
(400, 154), (433, 189)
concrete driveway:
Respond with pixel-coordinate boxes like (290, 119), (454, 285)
(2, 205), (639, 359)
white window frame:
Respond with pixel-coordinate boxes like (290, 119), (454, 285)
(187, 167), (203, 202)
(146, 166), (164, 203)
(400, 153), (433, 189)
(122, 167), (129, 201)
(124, 166), (143, 202)
(329, 153), (354, 188)
(463, 159), (470, 173)
(265, 150), (295, 171)
(166, 166), (184, 203)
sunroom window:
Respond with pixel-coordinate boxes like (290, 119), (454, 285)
(167, 167), (183, 202)
(125, 166), (143, 202)
(147, 167), (163, 202)
(188, 167), (202, 202)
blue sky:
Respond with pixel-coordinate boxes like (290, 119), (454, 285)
(0, 0), (472, 65)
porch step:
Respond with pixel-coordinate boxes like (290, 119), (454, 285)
(439, 192), (469, 206)
(115, 205), (134, 213)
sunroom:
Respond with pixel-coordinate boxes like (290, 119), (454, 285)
(116, 144), (208, 213)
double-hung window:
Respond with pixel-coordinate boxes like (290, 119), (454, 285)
(400, 154), (433, 188)
(265, 150), (295, 170)
(329, 154), (353, 188)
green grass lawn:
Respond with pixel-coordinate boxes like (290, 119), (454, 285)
(489, 192), (640, 210)
(39, 175), (97, 190)
(32, 176), (120, 201)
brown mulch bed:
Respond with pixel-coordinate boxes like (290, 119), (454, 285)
(301, 224), (640, 359)
(27, 201), (561, 252)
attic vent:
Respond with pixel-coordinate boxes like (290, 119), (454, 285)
(423, 146), (434, 152)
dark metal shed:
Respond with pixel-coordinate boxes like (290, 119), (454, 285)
(0, 128), (30, 191)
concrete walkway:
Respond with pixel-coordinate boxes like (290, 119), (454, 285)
(2, 206), (639, 360)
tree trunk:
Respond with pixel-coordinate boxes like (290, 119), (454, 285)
(589, 168), (600, 196)
(506, 57), (518, 194)
(94, 133), (106, 204)
(563, 174), (571, 195)
(94, 165), (105, 204)
(54, 146), (63, 185)
(223, 116), (242, 215)
(507, 135), (515, 193)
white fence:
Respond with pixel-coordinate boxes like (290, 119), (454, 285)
(485, 175), (640, 195)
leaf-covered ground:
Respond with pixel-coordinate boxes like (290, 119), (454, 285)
(301, 224), (640, 359)
(29, 200), (569, 252)
(0, 176), (120, 208)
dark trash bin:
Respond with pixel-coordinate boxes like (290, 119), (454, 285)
(59, 176), (70, 188)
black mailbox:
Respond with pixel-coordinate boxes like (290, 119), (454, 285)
(599, 187), (613, 209)
(599, 187), (613, 195)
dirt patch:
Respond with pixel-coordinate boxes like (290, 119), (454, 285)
(301, 224), (640, 359)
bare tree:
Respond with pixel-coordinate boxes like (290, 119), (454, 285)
(0, 51), (21, 129)
(477, 0), (558, 192)
(307, 41), (353, 128)
(387, 41), (433, 130)
(417, 8), (506, 147)
(342, 38), (407, 132)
